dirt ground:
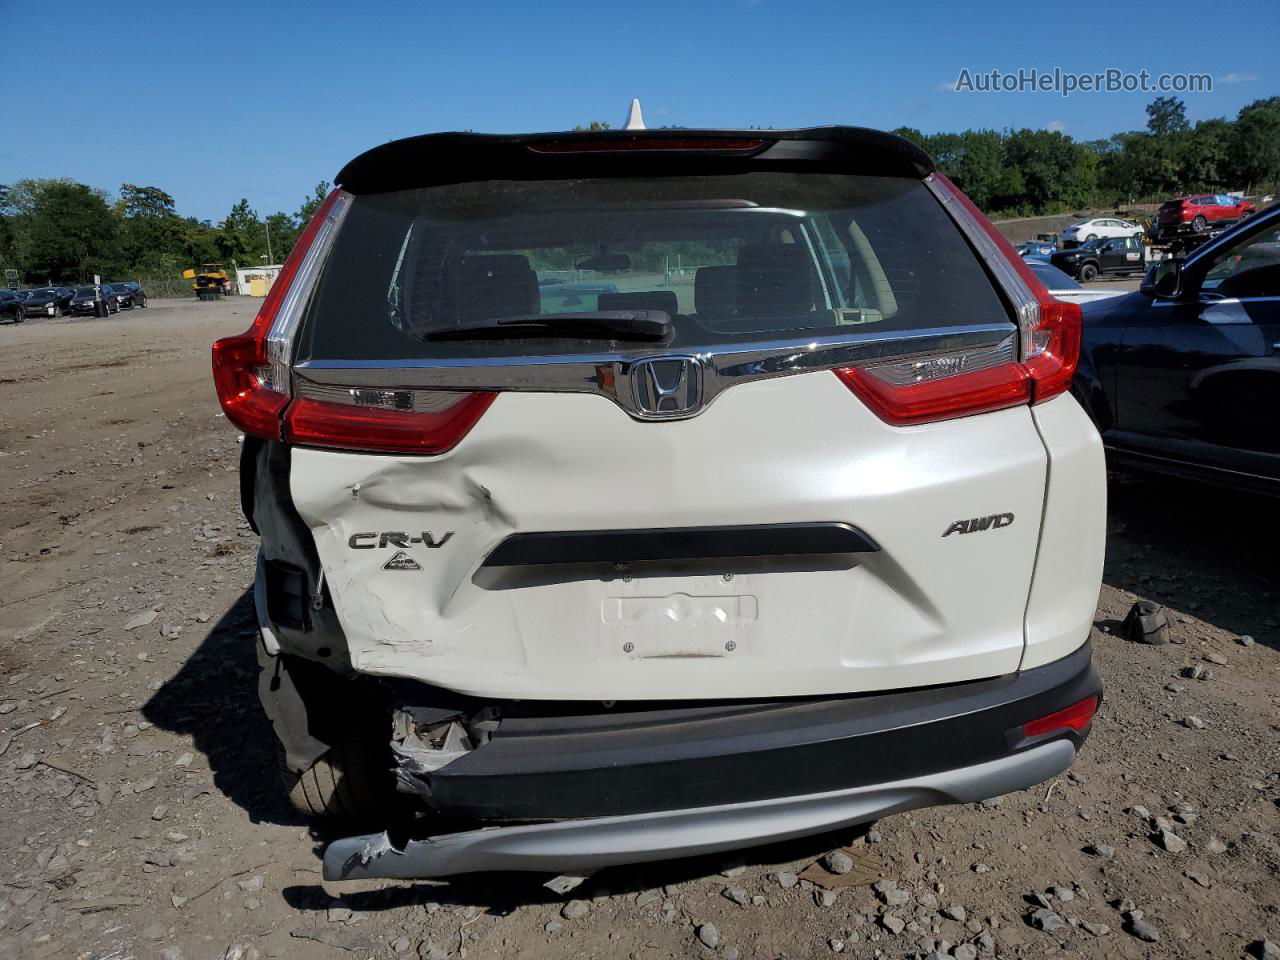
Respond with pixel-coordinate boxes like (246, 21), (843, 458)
(0, 298), (1276, 960)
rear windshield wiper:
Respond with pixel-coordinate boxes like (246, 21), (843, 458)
(424, 310), (672, 341)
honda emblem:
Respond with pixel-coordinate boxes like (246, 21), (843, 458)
(630, 357), (703, 418)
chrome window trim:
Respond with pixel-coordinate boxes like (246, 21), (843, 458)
(923, 173), (1037, 362)
(1181, 205), (1280, 272)
(294, 322), (1015, 420)
(292, 178), (1029, 422)
(265, 191), (352, 396)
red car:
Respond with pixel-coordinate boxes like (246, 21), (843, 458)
(1156, 194), (1255, 238)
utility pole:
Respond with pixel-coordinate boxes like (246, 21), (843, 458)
(265, 221), (274, 264)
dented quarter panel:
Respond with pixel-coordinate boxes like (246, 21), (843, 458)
(287, 371), (1049, 700)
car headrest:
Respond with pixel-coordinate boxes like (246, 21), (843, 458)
(695, 266), (736, 325)
(456, 255), (539, 322)
(736, 243), (816, 319)
(596, 291), (679, 315)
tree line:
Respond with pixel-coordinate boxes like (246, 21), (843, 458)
(0, 180), (330, 295)
(894, 96), (1279, 217)
(1, 95), (1276, 294)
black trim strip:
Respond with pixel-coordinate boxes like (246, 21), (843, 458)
(482, 522), (879, 567)
(408, 642), (1100, 821)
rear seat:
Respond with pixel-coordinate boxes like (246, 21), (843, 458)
(735, 244), (816, 322)
(456, 254), (540, 323)
(596, 291), (679, 315)
(694, 265), (736, 326)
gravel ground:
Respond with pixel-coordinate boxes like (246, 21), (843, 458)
(0, 298), (1276, 960)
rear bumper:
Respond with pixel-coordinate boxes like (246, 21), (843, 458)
(324, 640), (1100, 879)
(325, 739), (1075, 880)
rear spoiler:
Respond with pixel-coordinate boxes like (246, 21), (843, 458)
(336, 126), (936, 194)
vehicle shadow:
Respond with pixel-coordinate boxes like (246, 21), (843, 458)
(141, 588), (307, 827)
(281, 823), (874, 915)
(1102, 471), (1278, 652)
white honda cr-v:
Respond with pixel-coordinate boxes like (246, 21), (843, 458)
(213, 122), (1105, 881)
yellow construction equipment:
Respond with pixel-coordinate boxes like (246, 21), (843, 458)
(182, 263), (231, 300)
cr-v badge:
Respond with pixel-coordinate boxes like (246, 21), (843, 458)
(348, 531), (455, 549)
(942, 513), (1014, 537)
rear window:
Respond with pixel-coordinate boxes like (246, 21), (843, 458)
(298, 172), (1010, 363)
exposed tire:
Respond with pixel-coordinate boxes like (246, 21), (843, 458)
(275, 722), (388, 819)
(1079, 262), (1099, 282)
(1085, 233), (1097, 242)
(1191, 215), (1207, 232)
(262, 650), (394, 820)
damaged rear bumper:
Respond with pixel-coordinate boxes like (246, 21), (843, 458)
(322, 641), (1099, 879)
(324, 739), (1073, 880)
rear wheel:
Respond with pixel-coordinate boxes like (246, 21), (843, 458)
(262, 651), (394, 819)
(275, 723), (388, 818)
(1079, 262), (1099, 282)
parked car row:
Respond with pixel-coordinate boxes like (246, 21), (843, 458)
(3, 281), (149, 319)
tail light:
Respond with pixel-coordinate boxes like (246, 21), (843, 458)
(1024, 695), (1098, 737)
(211, 190), (492, 455)
(284, 388), (495, 455)
(212, 189), (345, 440)
(835, 174), (1081, 426)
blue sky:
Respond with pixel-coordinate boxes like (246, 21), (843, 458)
(5, 0), (1276, 221)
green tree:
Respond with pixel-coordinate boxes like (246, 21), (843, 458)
(119, 183), (176, 219)
(1146, 96), (1189, 136)
(997, 129), (1098, 212)
(118, 183), (186, 269)
(24, 180), (121, 282)
(216, 198), (264, 262)
(297, 181), (331, 225)
(1230, 97), (1280, 190)
(1181, 119), (1234, 191)
(572, 121), (611, 131)
(264, 211), (297, 263)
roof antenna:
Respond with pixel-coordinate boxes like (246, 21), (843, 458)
(623, 98), (646, 131)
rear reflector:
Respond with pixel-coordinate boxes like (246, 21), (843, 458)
(1023, 695), (1098, 737)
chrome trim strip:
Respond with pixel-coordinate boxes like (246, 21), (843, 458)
(294, 323), (1015, 419)
(924, 174), (1038, 361)
(322, 740), (1075, 880)
(267, 192), (352, 396)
